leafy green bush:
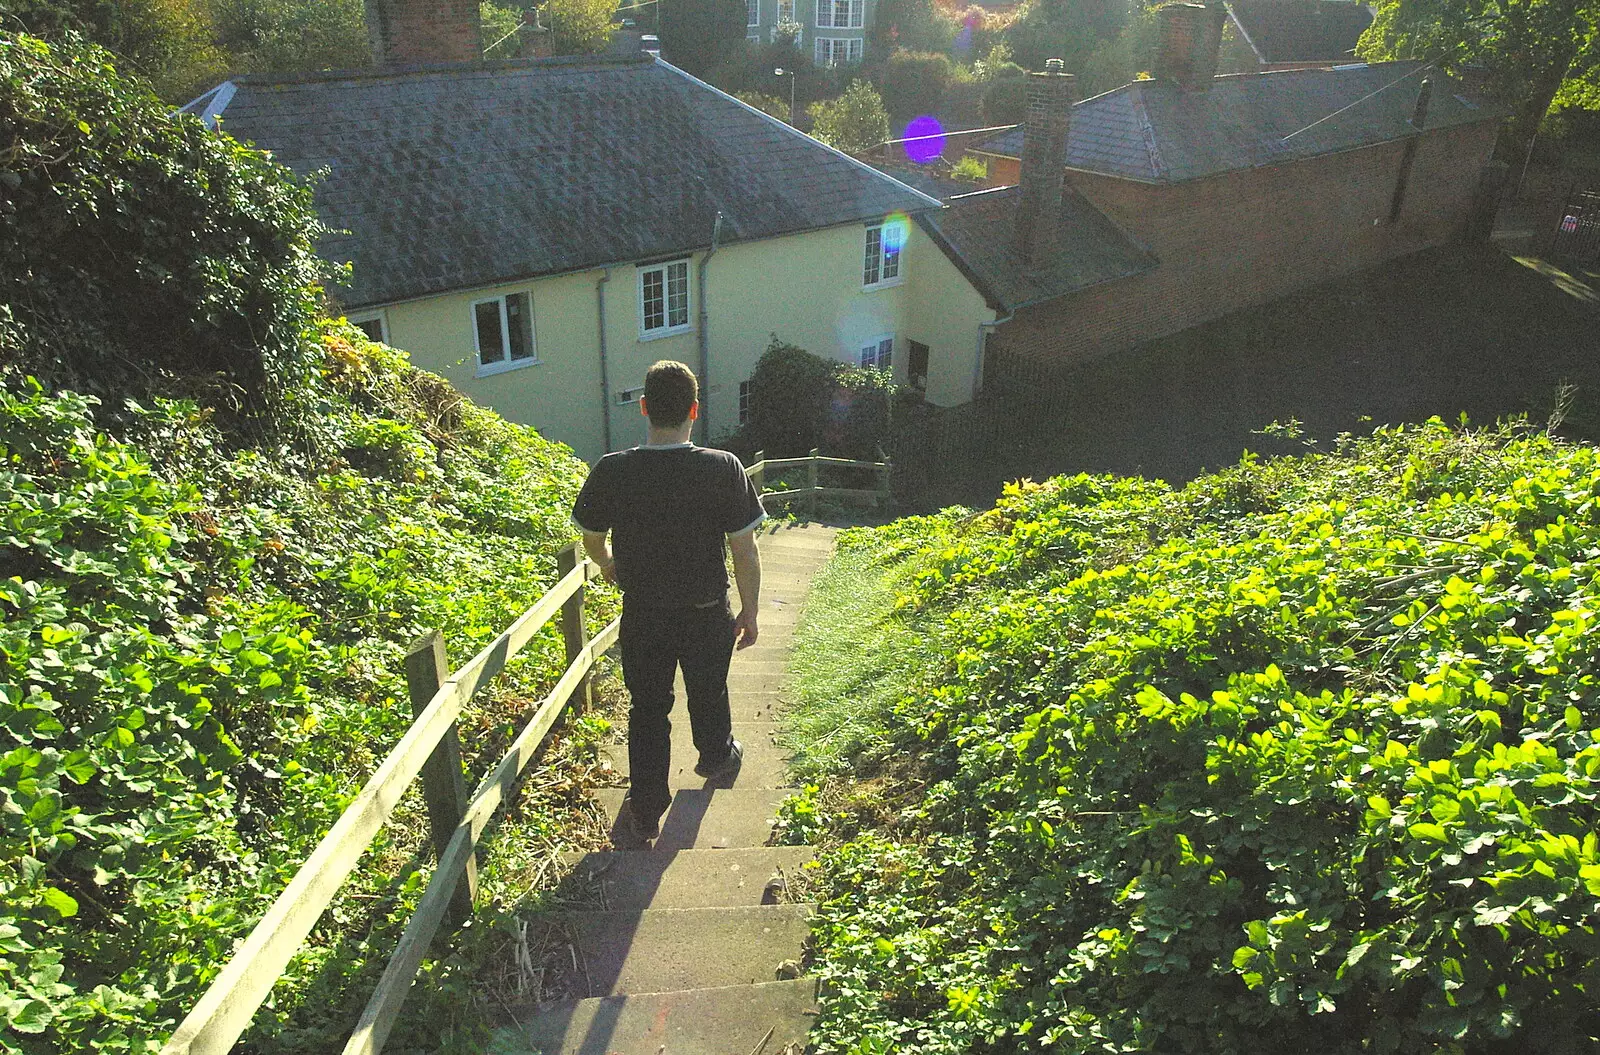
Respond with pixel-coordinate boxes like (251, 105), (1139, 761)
(950, 153), (988, 182)
(981, 66), (1028, 123)
(807, 79), (890, 153)
(0, 0), (227, 100)
(879, 49), (957, 118)
(744, 338), (894, 459)
(827, 365), (894, 460)
(801, 422), (1600, 1054)
(0, 32), (328, 418)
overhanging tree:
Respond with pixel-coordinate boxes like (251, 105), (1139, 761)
(1360, 0), (1600, 155)
(657, 0), (746, 75)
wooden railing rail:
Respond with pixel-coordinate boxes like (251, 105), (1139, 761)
(161, 543), (614, 1055)
(745, 447), (892, 515)
(164, 443), (888, 1054)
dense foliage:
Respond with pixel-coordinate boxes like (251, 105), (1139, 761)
(207, 0), (369, 78)
(657, 0), (747, 76)
(740, 338), (893, 460)
(807, 78), (891, 152)
(797, 422), (1600, 1053)
(0, 0), (225, 99)
(0, 35), (598, 1050)
(1360, 0), (1599, 153)
(0, 33), (327, 418)
(0, 330), (592, 1052)
(879, 50), (960, 119)
(539, 0), (618, 57)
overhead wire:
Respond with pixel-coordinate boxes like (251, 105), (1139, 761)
(1279, 59), (1439, 143)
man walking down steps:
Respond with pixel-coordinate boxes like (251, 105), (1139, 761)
(573, 359), (765, 842)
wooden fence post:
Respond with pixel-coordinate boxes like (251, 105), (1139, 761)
(557, 542), (592, 715)
(404, 631), (476, 925)
(806, 447), (820, 519)
(751, 449), (765, 494)
(874, 444), (893, 509)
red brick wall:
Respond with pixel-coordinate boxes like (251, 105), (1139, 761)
(985, 119), (1501, 379)
(367, 0), (482, 65)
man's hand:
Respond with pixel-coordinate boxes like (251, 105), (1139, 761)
(581, 530), (615, 583)
(734, 608), (759, 650)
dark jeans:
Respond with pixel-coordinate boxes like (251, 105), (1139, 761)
(619, 597), (736, 820)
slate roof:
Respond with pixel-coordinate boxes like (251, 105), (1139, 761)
(1226, 0), (1372, 65)
(971, 62), (1498, 184)
(187, 54), (940, 308)
(916, 186), (1157, 312)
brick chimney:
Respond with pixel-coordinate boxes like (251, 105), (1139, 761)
(1015, 59), (1075, 273)
(365, 0), (483, 66)
(1155, 0), (1226, 91)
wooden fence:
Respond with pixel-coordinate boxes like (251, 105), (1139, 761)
(747, 447), (892, 516)
(158, 451), (890, 1055)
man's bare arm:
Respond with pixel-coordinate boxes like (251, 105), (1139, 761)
(580, 530), (615, 582)
(728, 529), (761, 649)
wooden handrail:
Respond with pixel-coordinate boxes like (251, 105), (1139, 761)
(749, 456), (886, 472)
(162, 551), (608, 1055)
(342, 615), (622, 1055)
(165, 440), (880, 1054)
(743, 450), (892, 510)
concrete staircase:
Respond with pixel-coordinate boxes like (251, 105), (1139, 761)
(495, 523), (837, 1055)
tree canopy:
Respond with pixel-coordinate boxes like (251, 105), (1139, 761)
(807, 78), (891, 153)
(657, 0), (746, 75)
(1360, 0), (1600, 149)
(542, 0), (618, 55)
(0, 31), (326, 412)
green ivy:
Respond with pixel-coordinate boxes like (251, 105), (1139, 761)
(0, 328), (595, 1052)
(804, 422), (1600, 1054)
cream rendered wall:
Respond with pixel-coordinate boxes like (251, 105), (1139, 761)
(381, 270), (606, 459)
(375, 218), (991, 463)
(904, 231), (995, 406)
(603, 221), (921, 452)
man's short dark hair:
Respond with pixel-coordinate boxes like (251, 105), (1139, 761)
(644, 360), (698, 427)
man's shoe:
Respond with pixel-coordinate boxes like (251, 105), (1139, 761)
(626, 797), (662, 841)
(694, 739), (743, 781)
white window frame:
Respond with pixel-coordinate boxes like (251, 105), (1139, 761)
(348, 310), (388, 344)
(470, 291), (538, 377)
(860, 334), (894, 372)
(747, 0), (760, 27)
(815, 0), (862, 28)
(814, 36), (862, 66)
(738, 380), (753, 424)
(638, 259), (692, 340)
(862, 220), (906, 290)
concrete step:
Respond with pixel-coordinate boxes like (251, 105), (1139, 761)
(529, 904), (815, 997)
(501, 978), (818, 1055)
(730, 645), (796, 664)
(598, 727), (791, 790)
(555, 846), (815, 911)
(595, 787), (791, 851)
(729, 674), (790, 695)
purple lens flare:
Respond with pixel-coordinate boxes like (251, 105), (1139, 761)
(904, 115), (945, 164)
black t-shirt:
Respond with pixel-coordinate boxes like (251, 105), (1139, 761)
(571, 444), (766, 607)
